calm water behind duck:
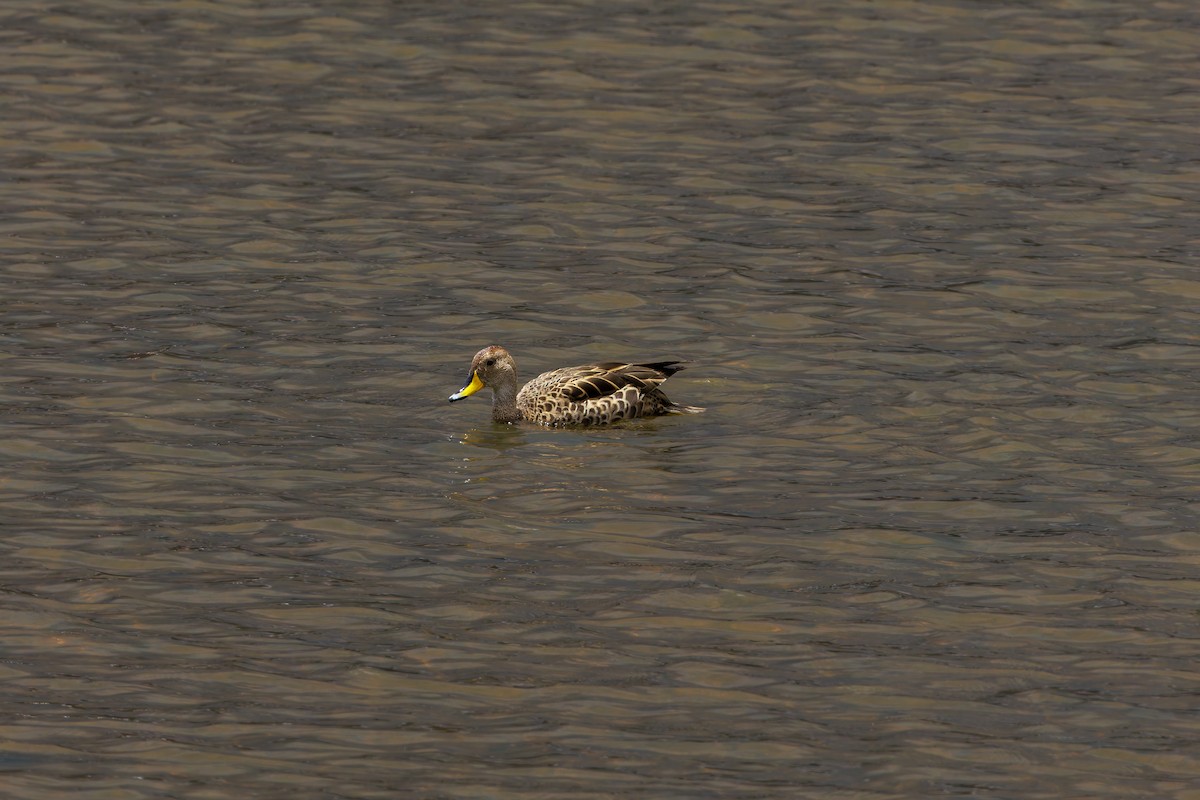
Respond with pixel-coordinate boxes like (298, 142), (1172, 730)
(4, 1), (1200, 798)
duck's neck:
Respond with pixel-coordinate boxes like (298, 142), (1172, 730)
(491, 382), (522, 423)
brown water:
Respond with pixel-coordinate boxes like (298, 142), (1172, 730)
(3, 1), (1200, 798)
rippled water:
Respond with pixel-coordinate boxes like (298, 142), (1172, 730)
(4, 1), (1200, 798)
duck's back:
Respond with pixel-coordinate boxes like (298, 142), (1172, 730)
(516, 361), (688, 426)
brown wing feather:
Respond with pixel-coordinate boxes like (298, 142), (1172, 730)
(559, 361), (685, 402)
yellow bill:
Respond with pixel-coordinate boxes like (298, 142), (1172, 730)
(448, 370), (485, 402)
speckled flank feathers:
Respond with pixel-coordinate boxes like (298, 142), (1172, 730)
(448, 345), (703, 426)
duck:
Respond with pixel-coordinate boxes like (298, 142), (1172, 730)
(448, 345), (703, 426)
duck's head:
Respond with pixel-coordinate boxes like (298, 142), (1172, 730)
(448, 345), (518, 402)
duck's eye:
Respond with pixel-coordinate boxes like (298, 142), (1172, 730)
(485, 358), (496, 367)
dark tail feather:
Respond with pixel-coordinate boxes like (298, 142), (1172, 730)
(640, 360), (687, 377)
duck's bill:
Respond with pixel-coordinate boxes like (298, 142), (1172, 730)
(448, 370), (485, 402)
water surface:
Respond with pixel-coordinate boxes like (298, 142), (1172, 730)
(3, 1), (1200, 798)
